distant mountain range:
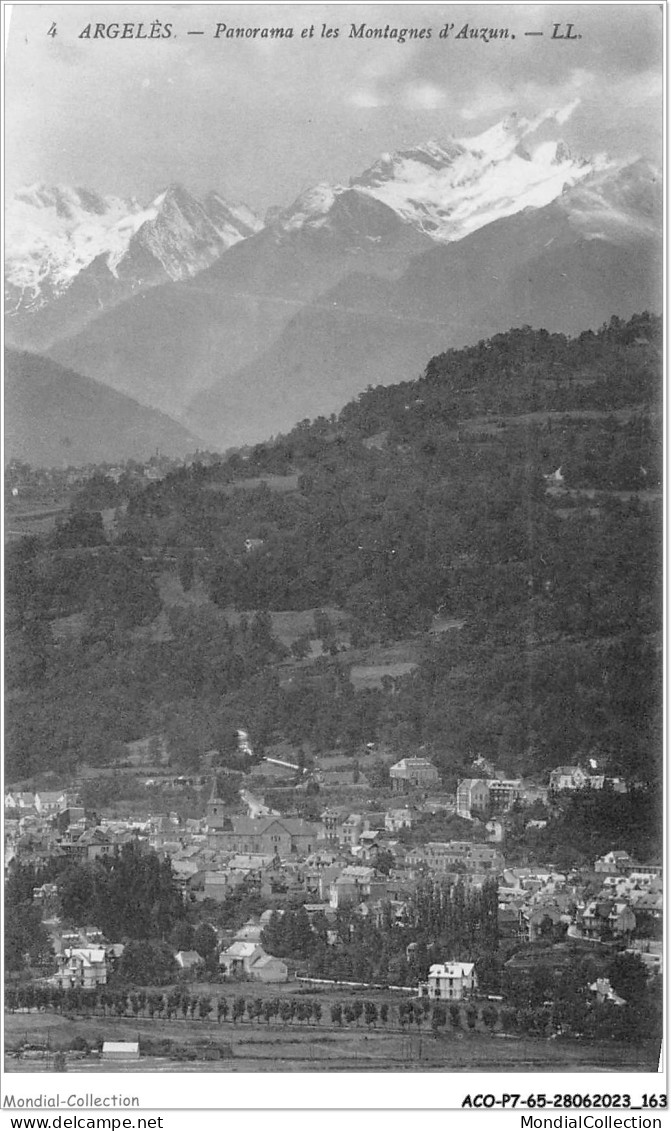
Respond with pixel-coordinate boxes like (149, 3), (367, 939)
(188, 158), (661, 447)
(5, 184), (262, 350)
(47, 188), (433, 420)
(5, 350), (198, 467)
(5, 109), (662, 459)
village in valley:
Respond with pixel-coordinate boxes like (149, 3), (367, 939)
(5, 726), (663, 1071)
(4, 0), (664, 1083)
(4, 314), (664, 1072)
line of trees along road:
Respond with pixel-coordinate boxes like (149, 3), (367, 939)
(6, 979), (661, 1045)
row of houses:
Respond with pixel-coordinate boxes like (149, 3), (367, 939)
(45, 915), (292, 989)
(406, 841), (505, 875)
(456, 767), (628, 821)
(495, 856), (663, 954)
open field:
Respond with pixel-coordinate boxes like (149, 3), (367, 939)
(5, 1012), (659, 1073)
(349, 662), (418, 690)
(345, 637), (426, 689)
(5, 504), (68, 541)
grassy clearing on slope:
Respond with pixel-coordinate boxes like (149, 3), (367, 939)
(349, 662), (418, 690)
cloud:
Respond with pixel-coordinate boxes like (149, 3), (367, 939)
(403, 82), (446, 110)
(459, 73), (586, 127)
(350, 78), (447, 112)
(617, 69), (662, 108)
(5, 3), (661, 209)
(554, 98), (581, 125)
(459, 88), (515, 121)
(348, 88), (385, 108)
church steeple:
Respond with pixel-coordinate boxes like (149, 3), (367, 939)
(207, 773), (225, 830)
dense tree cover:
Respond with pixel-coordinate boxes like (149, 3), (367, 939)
(4, 862), (56, 974)
(4, 599), (287, 778)
(6, 316), (661, 823)
(193, 876), (267, 933)
(193, 923), (219, 964)
(69, 473), (125, 513)
(51, 511), (108, 550)
(504, 784), (661, 868)
(112, 318), (660, 635)
(506, 950), (662, 1043)
(261, 906), (329, 958)
(607, 952), (649, 1002)
(57, 843), (185, 940)
(292, 879), (501, 989)
(6, 542), (160, 632)
(118, 939), (179, 986)
(5, 901), (54, 974)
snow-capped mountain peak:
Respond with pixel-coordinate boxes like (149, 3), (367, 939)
(5, 182), (263, 314)
(340, 108), (612, 243)
(262, 112), (609, 249)
(13, 183), (127, 218)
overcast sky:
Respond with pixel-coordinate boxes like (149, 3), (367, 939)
(5, 3), (663, 215)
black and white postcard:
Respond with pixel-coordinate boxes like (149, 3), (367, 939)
(3, 0), (665, 1118)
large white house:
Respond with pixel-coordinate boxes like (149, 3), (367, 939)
(54, 948), (107, 990)
(418, 962), (477, 1001)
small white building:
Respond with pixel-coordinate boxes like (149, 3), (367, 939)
(418, 962), (477, 1001)
(102, 1041), (140, 1061)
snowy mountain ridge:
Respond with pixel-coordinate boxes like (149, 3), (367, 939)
(276, 106), (612, 244)
(5, 183), (263, 313)
(5, 109), (657, 359)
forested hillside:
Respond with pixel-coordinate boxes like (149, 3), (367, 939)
(6, 315), (661, 837)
